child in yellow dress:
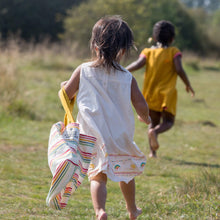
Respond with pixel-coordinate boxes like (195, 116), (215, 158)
(127, 20), (195, 158)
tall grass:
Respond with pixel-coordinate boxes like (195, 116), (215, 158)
(177, 169), (220, 198)
(0, 39), (219, 219)
(0, 38), (81, 121)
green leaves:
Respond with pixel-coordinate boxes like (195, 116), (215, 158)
(62, 0), (213, 53)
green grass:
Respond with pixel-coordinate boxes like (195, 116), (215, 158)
(0, 44), (219, 219)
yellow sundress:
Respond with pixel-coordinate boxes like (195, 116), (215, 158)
(140, 46), (181, 116)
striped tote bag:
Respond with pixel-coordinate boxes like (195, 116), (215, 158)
(46, 88), (96, 210)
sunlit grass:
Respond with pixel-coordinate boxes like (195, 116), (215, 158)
(0, 40), (219, 219)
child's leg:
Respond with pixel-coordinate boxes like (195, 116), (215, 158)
(148, 110), (161, 157)
(119, 179), (142, 220)
(154, 111), (175, 134)
(148, 110), (175, 157)
(90, 172), (108, 220)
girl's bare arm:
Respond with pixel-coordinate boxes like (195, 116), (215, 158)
(174, 55), (195, 97)
(126, 56), (146, 72)
(131, 76), (151, 124)
(61, 65), (81, 100)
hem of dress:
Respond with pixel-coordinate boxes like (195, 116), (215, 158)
(149, 107), (176, 116)
(88, 169), (143, 184)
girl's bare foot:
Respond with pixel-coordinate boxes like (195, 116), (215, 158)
(97, 210), (107, 220)
(148, 129), (159, 151)
(149, 149), (157, 158)
(137, 115), (145, 122)
(129, 207), (142, 220)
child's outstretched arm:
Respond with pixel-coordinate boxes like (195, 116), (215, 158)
(126, 56), (146, 72)
(174, 55), (195, 97)
(61, 65), (81, 100)
(131, 76), (151, 124)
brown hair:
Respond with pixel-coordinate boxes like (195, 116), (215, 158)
(90, 15), (134, 71)
(153, 20), (175, 46)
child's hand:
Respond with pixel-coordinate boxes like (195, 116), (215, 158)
(186, 85), (195, 97)
(138, 115), (151, 125)
(61, 81), (68, 88)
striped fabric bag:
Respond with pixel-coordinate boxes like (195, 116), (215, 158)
(46, 88), (96, 210)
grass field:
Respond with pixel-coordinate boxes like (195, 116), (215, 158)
(0, 42), (219, 219)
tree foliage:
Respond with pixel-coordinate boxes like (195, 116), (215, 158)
(0, 0), (84, 41)
(180, 0), (220, 12)
(62, 0), (215, 54)
(210, 9), (220, 48)
(0, 0), (219, 55)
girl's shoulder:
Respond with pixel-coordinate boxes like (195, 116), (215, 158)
(79, 61), (97, 79)
(141, 45), (163, 55)
(142, 45), (180, 51)
(148, 46), (180, 55)
(141, 46), (181, 60)
(167, 47), (182, 57)
(80, 61), (98, 74)
(81, 61), (94, 68)
(80, 62), (132, 80)
(169, 46), (181, 52)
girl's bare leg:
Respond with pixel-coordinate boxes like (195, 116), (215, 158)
(148, 110), (161, 157)
(90, 172), (108, 220)
(148, 110), (175, 157)
(119, 179), (142, 220)
(154, 111), (175, 134)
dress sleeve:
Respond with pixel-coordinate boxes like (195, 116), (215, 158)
(139, 53), (146, 58)
(140, 48), (148, 58)
(173, 47), (182, 58)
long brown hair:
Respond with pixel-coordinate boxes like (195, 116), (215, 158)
(90, 15), (134, 72)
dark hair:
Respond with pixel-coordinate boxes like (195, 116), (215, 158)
(90, 15), (134, 71)
(153, 20), (175, 46)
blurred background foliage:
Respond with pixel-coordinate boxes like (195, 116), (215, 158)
(0, 0), (82, 41)
(0, 0), (219, 55)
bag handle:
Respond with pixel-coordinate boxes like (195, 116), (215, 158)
(58, 87), (76, 125)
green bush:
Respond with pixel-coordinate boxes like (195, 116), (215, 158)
(0, 0), (84, 41)
(62, 0), (212, 54)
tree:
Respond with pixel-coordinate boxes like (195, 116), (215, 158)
(180, 0), (220, 12)
(62, 0), (211, 54)
(179, 1), (220, 54)
(209, 9), (220, 48)
(0, 0), (84, 41)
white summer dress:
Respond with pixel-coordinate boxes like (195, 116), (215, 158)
(76, 62), (146, 183)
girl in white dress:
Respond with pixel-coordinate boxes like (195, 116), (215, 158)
(62, 15), (151, 220)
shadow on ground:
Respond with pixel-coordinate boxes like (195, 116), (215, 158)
(164, 157), (220, 168)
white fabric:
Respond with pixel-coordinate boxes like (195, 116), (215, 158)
(76, 62), (146, 183)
